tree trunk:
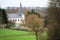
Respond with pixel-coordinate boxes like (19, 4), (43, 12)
(35, 31), (39, 40)
(35, 30), (39, 40)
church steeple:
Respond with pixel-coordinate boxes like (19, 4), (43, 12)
(19, 2), (23, 16)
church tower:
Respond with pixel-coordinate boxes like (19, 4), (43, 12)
(19, 2), (25, 20)
(19, 2), (23, 16)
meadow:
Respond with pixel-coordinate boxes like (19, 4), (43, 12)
(0, 28), (35, 40)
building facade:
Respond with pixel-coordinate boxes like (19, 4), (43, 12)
(7, 3), (25, 28)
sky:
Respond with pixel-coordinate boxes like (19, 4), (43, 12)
(0, 0), (49, 8)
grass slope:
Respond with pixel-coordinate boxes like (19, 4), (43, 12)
(0, 28), (35, 40)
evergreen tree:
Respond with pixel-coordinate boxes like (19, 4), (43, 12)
(0, 8), (2, 24)
(2, 9), (8, 28)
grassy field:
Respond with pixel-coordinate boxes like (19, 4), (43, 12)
(0, 28), (35, 40)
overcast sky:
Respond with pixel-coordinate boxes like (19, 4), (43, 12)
(0, 0), (49, 8)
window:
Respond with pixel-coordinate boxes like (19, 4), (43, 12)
(19, 14), (21, 16)
(13, 19), (17, 22)
(18, 19), (19, 21)
(13, 19), (14, 21)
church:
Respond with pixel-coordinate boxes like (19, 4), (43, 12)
(7, 2), (25, 28)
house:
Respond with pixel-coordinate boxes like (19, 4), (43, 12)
(7, 2), (25, 28)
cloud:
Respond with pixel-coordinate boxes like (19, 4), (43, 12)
(21, 0), (48, 7)
(0, 0), (48, 8)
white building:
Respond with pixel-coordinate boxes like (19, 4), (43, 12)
(7, 3), (25, 28)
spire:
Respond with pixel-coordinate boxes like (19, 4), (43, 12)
(19, 2), (23, 16)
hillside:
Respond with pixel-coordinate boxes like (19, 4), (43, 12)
(5, 7), (48, 14)
(0, 28), (35, 40)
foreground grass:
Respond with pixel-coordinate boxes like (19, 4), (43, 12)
(0, 28), (35, 40)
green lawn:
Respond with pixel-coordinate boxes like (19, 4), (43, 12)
(0, 28), (35, 40)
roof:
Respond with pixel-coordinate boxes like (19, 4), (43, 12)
(7, 3), (23, 18)
(7, 14), (22, 18)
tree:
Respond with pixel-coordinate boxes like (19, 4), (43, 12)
(0, 8), (2, 24)
(44, 15), (48, 28)
(28, 9), (41, 18)
(47, 0), (60, 40)
(7, 21), (15, 28)
(2, 9), (8, 28)
(26, 14), (41, 40)
(0, 8), (4, 28)
(24, 10), (44, 40)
